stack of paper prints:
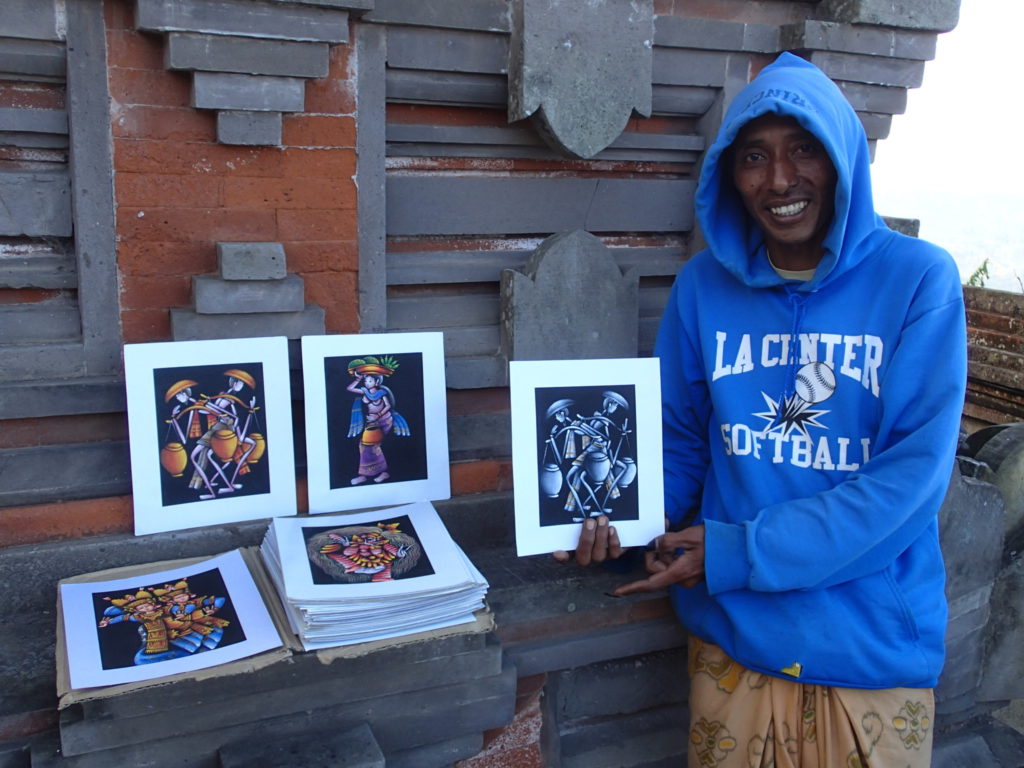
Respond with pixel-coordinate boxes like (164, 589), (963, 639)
(260, 502), (488, 650)
(58, 550), (288, 692)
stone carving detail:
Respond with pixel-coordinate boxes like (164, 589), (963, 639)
(508, 0), (653, 159)
(171, 242), (325, 341)
(500, 230), (639, 363)
(134, 0), (372, 146)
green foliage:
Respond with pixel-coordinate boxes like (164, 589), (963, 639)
(966, 258), (990, 287)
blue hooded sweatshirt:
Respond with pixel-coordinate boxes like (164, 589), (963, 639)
(656, 53), (967, 688)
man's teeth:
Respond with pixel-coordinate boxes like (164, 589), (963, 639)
(770, 201), (808, 217)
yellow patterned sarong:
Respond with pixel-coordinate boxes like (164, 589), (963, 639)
(687, 636), (934, 768)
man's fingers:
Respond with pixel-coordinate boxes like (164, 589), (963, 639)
(643, 550), (668, 575)
(607, 525), (623, 560)
(575, 517), (597, 566)
(590, 516), (610, 563)
(553, 550), (570, 563)
(612, 568), (676, 596)
(611, 576), (660, 596)
(613, 556), (701, 595)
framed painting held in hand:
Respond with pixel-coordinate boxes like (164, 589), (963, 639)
(510, 357), (665, 556)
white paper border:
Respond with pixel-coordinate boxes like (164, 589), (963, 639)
(124, 337), (296, 535)
(301, 333), (450, 514)
(272, 502), (468, 600)
(510, 358), (665, 555)
(60, 550), (282, 690)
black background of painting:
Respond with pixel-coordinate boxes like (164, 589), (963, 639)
(534, 384), (640, 528)
(91, 567), (246, 671)
(323, 353), (428, 489)
(151, 362), (270, 507)
(303, 514), (436, 585)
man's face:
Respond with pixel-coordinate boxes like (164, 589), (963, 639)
(731, 113), (836, 269)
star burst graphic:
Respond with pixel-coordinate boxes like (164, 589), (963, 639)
(754, 392), (829, 438)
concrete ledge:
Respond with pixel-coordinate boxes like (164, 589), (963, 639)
(220, 722), (384, 768)
(166, 32), (330, 78)
(193, 274), (305, 314)
(193, 72), (305, 112)
(170, 305), (325, 340)
(0, 442), (130, 508)
(0, 38), (66, 78)
(0, 170), (72, 238)
(820, 0), (960, 32)
(0, 377), (124, 421)
(808, 50), (926, 89)
(136, 0), (350, 43)
(781, 19), (937, 60)
(216, 110), (282, 145)
(218, 242), (288, 280)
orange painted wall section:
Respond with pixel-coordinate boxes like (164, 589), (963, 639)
(105, 2), (360, 344)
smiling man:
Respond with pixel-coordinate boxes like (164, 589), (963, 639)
(564, 53), (968, 766)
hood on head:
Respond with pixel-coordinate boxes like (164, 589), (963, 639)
(695, 52), (886, 289)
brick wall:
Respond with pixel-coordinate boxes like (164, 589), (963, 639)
(106, 0), (359, 344)
(0, 2), (362, 548)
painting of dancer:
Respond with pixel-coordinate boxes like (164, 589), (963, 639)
(301, 333), (450, 513)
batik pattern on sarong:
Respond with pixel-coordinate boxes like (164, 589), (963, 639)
(687, 636), (934, 768)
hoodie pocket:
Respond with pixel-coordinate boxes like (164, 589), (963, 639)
(883, 567), (920, 643)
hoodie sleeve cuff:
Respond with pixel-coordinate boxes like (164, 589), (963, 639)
(704, 518), (752, 594)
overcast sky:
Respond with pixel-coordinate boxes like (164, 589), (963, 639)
(870, 1), (1023, 292)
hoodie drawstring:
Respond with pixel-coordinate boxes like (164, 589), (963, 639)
(781, 289), (808, 402)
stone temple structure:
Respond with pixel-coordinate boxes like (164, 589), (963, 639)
(2, 0), (1023, 765)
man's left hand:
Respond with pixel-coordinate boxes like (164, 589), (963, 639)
(612, 524), (705, 596)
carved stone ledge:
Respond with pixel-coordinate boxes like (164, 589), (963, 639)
(133, 0), (374, 146)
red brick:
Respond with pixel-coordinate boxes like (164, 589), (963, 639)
(121, 307), (172, 343)
(456, 697), (543, 768)
(117, 172), (222, 208)
(277, 209), (355, 242)
(303, 270), (358, 332)
(447, 388), (511, 415)
(515, 673), (548, 702)
(387, 104), (508, 128)
(120, 274), (192, 310)
(626, 115), (695, 135)
(114, 139), (283, 177)
(282, 114), (356, 148)
(104, 1), (136, 31)
(222, 176), (354, 210)
(0, 496), (133, 548)
(0, 288), (61, 306)
(662, 0), (807, 23)
(113, 104), (216, 142)
(0, 82), (64, 110)
(284, 240), (358, 273)
(106, 28), (165, 70)
(303, 45), (355, 115)
(279, 147), (356, 179)
(118, 241), (215, 277)
(108, 67), (191, 108)
(118, 207), (278, 243)
(0, 414), (127, 450)
(450, 459), (513, 496)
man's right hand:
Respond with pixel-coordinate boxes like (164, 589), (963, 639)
(553, 515), (623, 566)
